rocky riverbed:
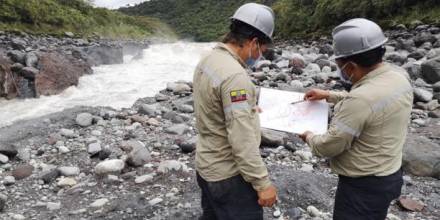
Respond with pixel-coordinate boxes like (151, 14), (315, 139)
(0, 31), (150, 99)
(1, 24), (440, 220)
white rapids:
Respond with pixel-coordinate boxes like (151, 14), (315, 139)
(0, 41), (215, 127)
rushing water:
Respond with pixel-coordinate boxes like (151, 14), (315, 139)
(0, 42), (215, 127)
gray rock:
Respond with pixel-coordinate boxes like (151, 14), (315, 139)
(177, 136), (197, 153)
(135, 174), (154, 184)
(0, 153), (8, 164)
(90, 198), (109, 208)
(39, 169), (60, 184)
(421, 56), (440, 84)
(155, 93), (170, 102)
(24, 52), (38, 67)
(414, 88), (433, 103)
(20, 67), (40, 79)
(165, 124), (189, 135)
(0, 193), (7, 212)
(414, 32), (437, 47)
(403, 62), (422, 80)
(60, 129), (77, 138)
(3, 176), (15, 186)
(46, 202), (61, 211)
(433, 82), (440, 92)
(65, 32), (74, 38)
(11, 38), (27, 50)
(275, 72), (289, 82)
(403, 135), (440, 179)
(304, 63), (321, 75)
(261, 128), (289, 148)
(276, 60), (290, 69)
(385, 52), (407, 64)
(167, 82), (191, 94)
(76, 113), (93, 127)
(10, 62), (24, 73)
(177, 104), (194, 113)
(158, 160), (188, 173)
(126, 141), (151, 167)
(95, 159), (125, 175)
(139, 104), (157, 116)
(88, 142), (102, 155)
(57, 166), (80, 177)
(7, 50), (25, 64)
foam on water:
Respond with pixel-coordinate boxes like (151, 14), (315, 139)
(0, 41), (215, 127)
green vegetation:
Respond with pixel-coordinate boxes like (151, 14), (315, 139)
(0, 0), (175, 39)
(273, 0), (440, 39)
(121, 0), (440, 41)
(120, 0), (276, 42)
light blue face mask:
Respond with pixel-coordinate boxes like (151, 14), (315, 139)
(337, 62), (353, 84)
(246, 41), (264, 68)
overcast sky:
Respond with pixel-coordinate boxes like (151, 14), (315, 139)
(93, 0), (148, 9)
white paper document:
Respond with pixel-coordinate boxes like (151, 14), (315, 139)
(259, 88), (329, 134)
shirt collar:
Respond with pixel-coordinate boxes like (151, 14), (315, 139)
(215, 43), (247, 67)
(352, 63), (391, 89)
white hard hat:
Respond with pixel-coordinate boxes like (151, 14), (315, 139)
(332, 18), (388, 59)
(231, 3), (275, 40)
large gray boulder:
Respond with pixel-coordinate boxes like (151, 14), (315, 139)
(261, 128), (289, 148)
(421, 56), (440, 84)
(403, 135), (440, 179)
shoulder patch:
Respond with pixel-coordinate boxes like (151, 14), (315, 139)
(230, 89), (247, 102)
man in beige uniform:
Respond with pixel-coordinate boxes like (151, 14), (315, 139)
(300, 19), (413, 219)
(193, 3), (277, 220)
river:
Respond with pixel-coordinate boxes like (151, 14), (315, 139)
(0, 42), (215, 127)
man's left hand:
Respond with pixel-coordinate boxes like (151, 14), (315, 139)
(299, 131), (313, 142)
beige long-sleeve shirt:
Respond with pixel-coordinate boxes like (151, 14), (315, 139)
(306, 63), (413, 177)
(193, 43), (271, 191)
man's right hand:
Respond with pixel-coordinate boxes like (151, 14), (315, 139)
(304, 89), (330, 101)
(257, 185), (277, 207)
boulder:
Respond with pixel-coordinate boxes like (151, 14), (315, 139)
(0, 144), (17, 158)
(125, 141), (151, 167)
(414, 88), (433, 103)
(94, 159), (125, 175)
(24, 52), (38, 67)
(19, 67), (39, 79)
(421, 56), (440, 84)
(165, 124), (189, 135)
(403, 135), (440, 179)
(76, 113), (93, 127)
(11, 164), (34, 180)
(261, 128), (289, 148)
(35, 52), (92, 96)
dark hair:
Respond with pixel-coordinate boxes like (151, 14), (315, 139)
(222, 19), (272, 47)
(339, 46), (386, 68)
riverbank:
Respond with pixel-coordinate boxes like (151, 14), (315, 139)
(1, 23), (440, 219)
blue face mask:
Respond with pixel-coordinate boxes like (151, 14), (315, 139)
(337, 62), (353, 84)
(246, 42), (264, 68)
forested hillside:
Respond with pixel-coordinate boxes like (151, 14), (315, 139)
(121, 0), (440, 41)
(0, 0), (175, 39)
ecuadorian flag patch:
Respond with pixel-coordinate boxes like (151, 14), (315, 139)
(230, 89), (247, 102)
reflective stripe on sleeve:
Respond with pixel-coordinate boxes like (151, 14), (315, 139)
(223, 102), (251, 114)
(334, 119), (361, 138)
(200, 65), (223, 87)
(372, 85), (413, 112)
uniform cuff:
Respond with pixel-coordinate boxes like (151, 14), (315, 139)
(252, 176), (272, 192)
(327, 91), (344, 104)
